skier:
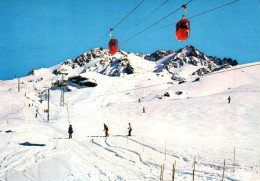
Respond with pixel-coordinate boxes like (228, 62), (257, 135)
(228, 96), (231, 103)
(104, 124), (109, 137)
(128, 123), (132, 136)
(143, 106), (146, 113)
(68, 125), (73, 139)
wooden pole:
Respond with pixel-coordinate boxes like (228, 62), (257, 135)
(222, 159), (226, 181)
(160, 165), (162, 181)
(162, 164), (164, 181)
(233, 147), (236, 172)
(165, 141), (167, 161)
(192, 157), (196, 181)
(172, 161), (176, 181)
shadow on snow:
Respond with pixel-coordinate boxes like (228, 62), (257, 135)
(19, 142), (46, 147)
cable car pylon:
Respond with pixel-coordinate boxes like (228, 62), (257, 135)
(60, 73), (67, 107)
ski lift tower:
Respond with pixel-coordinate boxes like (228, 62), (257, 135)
(15, 75), (21, 92)
(43, 86), (50, 121)
(60, 72), (67, 107)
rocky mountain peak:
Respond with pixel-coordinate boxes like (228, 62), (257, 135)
(144, 50), (175, 62)
(175, 45), (207, 60)
(53, 45), (238, 81)
(153, 45), (238, 81)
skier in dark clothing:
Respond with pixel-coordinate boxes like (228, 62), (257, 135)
(104, 124), (109, 137)
(228, 96), (231, 103)
(128, 123), (132, 136)
(68, 125), (73, 139)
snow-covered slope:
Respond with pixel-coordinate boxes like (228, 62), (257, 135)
(0, 47), (259, 181)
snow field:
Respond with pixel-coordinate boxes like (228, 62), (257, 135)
(0, 62), (260, 180)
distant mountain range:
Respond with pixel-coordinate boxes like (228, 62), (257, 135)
(29, 45), (238, 84)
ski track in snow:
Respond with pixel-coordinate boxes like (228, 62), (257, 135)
(0, 145), (54, 179)
(82, 135), (240, 180)
(104, 137), (159, 167)
(71, 137), (158, 180)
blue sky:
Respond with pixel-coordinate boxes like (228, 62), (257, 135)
(0, 0), (259, 80)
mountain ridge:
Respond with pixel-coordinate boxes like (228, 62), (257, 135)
(50, 45), (237, 81)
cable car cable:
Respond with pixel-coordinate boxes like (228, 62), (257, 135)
(120, 0), (194, 46)
(94, 32), (110, 47)
(94, 0), (145, 47)
(113, 0), (145, 30)
(205, 62), (260, 76)
(188, 0), (240, 20)
(153, 0), (240, 33)
(135, 0), (170, 26)
(70, 82), (168, 103)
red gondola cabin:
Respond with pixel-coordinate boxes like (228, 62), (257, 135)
(176, 19), (190, 41)
(109, 39), (118, 55)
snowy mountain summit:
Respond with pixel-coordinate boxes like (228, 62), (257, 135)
(56, 48), (134, 77)
(54, 45), (238, 82)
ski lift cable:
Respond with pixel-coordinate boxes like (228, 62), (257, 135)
(135, 0), (170, 26)
(188, 0), (240, 20)
(69, 82), (169, 104)
(205, 62), (260, 76)
(120, 7), (182, 46)
(113, 0), (145, 30)
(153, 0), (240, 33)
(94, 32), (110, 47)
(94, 0), (145, 46)
(66, 103), (70, 125)
(120, 0), (194, 46)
